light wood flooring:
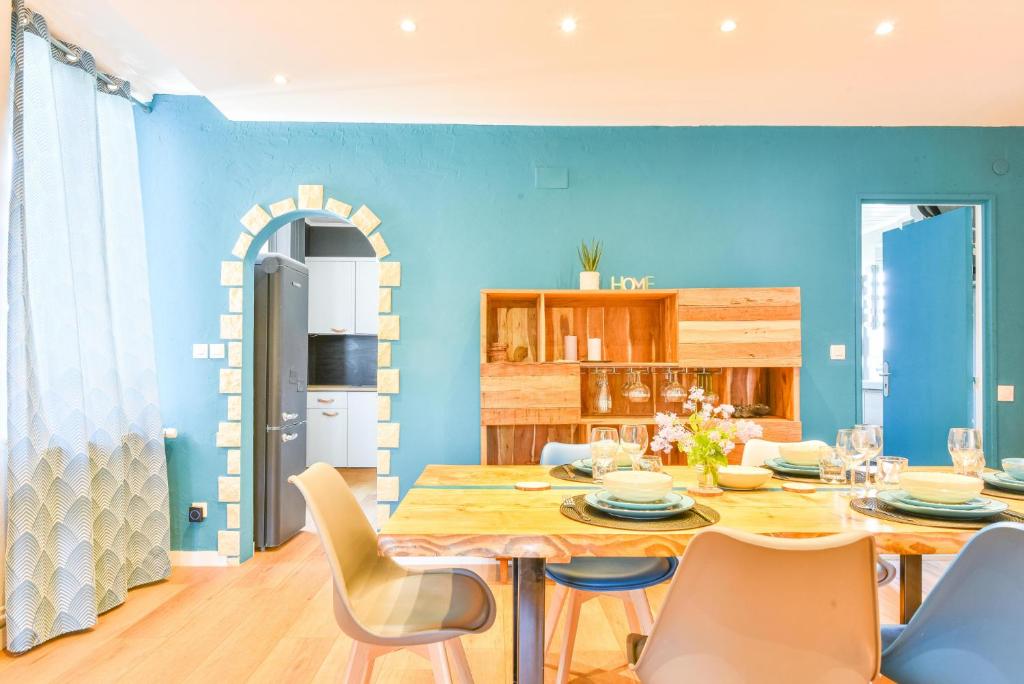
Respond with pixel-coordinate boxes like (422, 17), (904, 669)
(0, 521), (948, 683)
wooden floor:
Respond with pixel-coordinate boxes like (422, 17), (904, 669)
(0, 524), (948, 683)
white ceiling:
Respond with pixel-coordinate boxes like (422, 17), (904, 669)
(30, 0), (1024, 125)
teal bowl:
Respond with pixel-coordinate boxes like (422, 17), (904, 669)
(1001, 458), (1024, 481)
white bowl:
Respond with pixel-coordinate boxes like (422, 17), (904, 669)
(778, 441), (828, 466)
(900, 472), (983, 504)
(717, 465), (771, 490)
(602, 470), (673, 503)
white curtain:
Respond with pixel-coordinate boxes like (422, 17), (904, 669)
(4, 23), (170, 652)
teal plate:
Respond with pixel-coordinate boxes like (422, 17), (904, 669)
(765, 457), (820, 477)
(584, 492), (694, 520)
(877, 490), (1007, 520)
(984, 472), (1024, 493)
(593, 490), (685, 510)
(889, 490), (990, 510)
(571, 458), (632, 475)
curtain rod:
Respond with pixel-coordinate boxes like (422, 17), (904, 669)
(17, 4), (153, 113)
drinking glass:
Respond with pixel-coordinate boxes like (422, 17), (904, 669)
(660, 369), (687, 403)
(590, 427), (619, 484)
(850, 424), (883, 497)
(817, 445), (846, 484)
(876, 456), (909, 490)
(948, 428), (985, 478)
(835, 428), (858, 497)
(620, 424), (649, 467)
(623, 370), (651, 403)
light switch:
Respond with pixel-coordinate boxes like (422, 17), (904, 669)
(829, 344), (846, 361)
(997, 385), (1015, 402)
(209, 343), (225, 359)
(192, 343), (209, 359)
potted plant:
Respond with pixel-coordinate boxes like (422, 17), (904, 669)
(652, 388), (763, 495)
(578, 239), (603, 290)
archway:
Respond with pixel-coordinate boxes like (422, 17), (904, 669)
(211, 185), (402, 562)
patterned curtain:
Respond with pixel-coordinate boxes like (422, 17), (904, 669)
(5, 6), (170, 652)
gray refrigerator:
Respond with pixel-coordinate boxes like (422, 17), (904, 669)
(254, 254), (309, 550)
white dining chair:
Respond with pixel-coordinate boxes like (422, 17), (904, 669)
(629, 527), (881, 683)
(290, 462), (496, 683)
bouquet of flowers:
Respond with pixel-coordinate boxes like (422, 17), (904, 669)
(652, 387), (763, 487)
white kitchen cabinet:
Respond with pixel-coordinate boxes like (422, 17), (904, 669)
(307, 407), (348, 467)
(307, 259), (356, 334)
(354, 260), (380, 334)
(347, 392), (379, 467)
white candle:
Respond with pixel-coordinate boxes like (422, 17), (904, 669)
(587, 338), (602, 361)
(563, 336), (578, 361)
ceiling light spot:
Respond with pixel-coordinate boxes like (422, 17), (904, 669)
(400, 19), (417, 33)
(720, 19), (737, 32)
(560, 17), (577, 33)
(875, 21), (895, 36)
(273, 74), (288, 85)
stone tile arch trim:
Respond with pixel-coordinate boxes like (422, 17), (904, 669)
(208, 185), (401, 562)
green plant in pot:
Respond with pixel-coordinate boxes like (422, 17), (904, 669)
(578, 239), (603, 290)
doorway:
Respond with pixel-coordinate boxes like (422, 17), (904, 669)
(252, 214), (379, 551)
(858, 201), (989, 465)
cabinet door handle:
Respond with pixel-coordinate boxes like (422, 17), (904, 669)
(317, 398), (335, 404)
(281, 432), (299, 443)
(282, 412), (299, 422)
(323, 411), (339, 417)
(330, 327), (349, 333)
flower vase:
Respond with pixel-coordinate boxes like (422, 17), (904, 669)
(692, 460), (723, 497)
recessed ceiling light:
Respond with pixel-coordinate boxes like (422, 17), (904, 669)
(400, 19), (417, 32)
(875, 21), (895, 36)
(560, 16), (577, 33)
(720, 19), (737, 32)
(273, 74), (288, 85)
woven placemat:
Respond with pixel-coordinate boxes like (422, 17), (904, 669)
(851, 497), (1024, 530)
(559, 494), (718, 531)
(982, 486), (1024, 502)
(549, 465), (595, 484)
(770, 471), (821, 483)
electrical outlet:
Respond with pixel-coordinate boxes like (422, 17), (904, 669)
(209, 343), (225, 359)
(829, 344), (846, 361)
(997, 385), (1015, 402)
(192, 343), (209, 359)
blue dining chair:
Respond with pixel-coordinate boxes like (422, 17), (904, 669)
(540, 442), (678, 684)
(881, 522), (1024, 684)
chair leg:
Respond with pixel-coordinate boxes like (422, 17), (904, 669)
(344, 641), (377, 684)
(544, 584), (570, 652)
(556, 591), (583, 684)
(627, 589), (655, 635)
(428, 640), (454, 684)
(445, 638), (474, 684)
(497, 556), (510, 584)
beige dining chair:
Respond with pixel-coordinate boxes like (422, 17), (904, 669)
(629, 528), (881, 684)
(290, 462), (496, 683)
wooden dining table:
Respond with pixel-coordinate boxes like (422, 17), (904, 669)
(378, 464), (1021, 684)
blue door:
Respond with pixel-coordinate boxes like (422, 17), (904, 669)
(882, 207), (974, 465)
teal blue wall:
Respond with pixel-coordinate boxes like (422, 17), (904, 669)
(135, 95), (1024, 553)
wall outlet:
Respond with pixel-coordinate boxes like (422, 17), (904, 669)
(192, 343), (209, 359)
(209, 343), (226, 359)
(829, 344), (846, 361)
(188, 502), (208, 523)
(997, 385), (1015, 402)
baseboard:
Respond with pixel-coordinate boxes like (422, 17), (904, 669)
(169, 550), (232, 567)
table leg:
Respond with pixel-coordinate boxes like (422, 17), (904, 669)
(512, 557), (546, 684)
(899, 554), (923, 623)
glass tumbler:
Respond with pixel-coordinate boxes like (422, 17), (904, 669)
(590, 427), (619, 484)
(876, 456), (909, 490)
(817, 446), (846, 484)
(948, 428), (985, 478)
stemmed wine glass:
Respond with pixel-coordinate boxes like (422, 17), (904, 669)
(622, 370), (651, 403)
(660, 369), (687, 403)
(850, 424), (883, 497)
(948, 428), (984, 478)
(621, 424), (656, 470)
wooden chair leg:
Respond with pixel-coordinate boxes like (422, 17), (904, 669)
(627, 589), (655, 634)
(344, 641), (376, 684)
(544, 584), (570, 652)
(556, 591), (583, 684)
(428, 640), (454, 684)
(445, 638), (474, 684)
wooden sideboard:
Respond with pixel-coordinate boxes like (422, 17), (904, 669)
(479, 288), (802, 465)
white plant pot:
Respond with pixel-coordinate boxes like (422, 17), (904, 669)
(579, 271), (600, 290)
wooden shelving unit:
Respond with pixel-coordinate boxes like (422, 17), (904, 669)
(480, 288), (802, 465)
